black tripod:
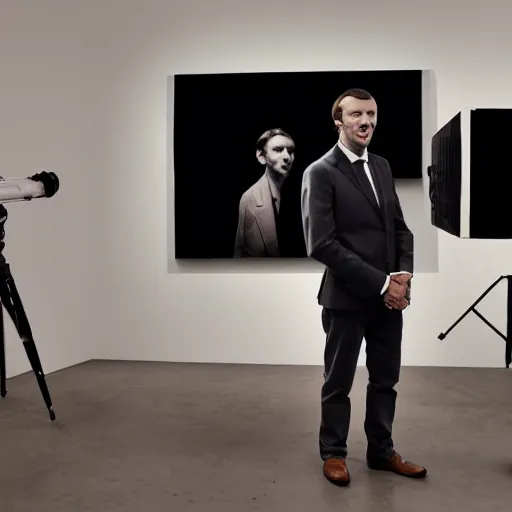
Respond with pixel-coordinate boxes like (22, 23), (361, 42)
(438, 275), (512, 368)
(0, 205), (56, 420)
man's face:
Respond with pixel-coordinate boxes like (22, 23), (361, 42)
(256, 135), (295, 176)
(336, 96), (377, 153)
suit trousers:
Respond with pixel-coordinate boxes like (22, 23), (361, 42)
(319, 301), (403, 462)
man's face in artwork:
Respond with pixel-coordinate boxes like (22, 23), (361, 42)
(256, 134), (295, 177)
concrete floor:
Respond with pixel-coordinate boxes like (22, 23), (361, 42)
(0, 360), (511, 511)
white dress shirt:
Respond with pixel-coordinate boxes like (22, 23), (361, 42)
(337, 141), (411, 295)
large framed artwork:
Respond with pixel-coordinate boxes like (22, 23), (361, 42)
(168, 69), (436, 269)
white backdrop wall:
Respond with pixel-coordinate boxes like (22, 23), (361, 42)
(2, 0), (512, 379)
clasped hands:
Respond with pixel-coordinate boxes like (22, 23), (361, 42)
(383, 274), (411, 310)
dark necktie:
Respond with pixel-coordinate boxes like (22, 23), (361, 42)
(352, 159), (379, 207)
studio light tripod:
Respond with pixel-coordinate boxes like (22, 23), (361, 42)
(0, 205), (56, 421)
(438, 275), (512, 369)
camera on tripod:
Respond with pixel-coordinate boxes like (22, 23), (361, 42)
(0, 170), (60, 421)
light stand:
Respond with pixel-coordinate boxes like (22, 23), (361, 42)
(438, 275), (512, 369)
(0, 170), (60, 421)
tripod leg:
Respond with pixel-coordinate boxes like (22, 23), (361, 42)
(507, 278), (512, 369)
(0, 301), (5, 397)
(0, 269), (55, 420)
(438, 276), (505, 340)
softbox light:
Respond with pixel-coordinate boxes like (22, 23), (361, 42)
(428, 108), (512, 239)
(428, 109), (512, 367)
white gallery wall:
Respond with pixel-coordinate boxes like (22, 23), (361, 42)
(1, 0), (512, 380)
(0, 2), (105, 378)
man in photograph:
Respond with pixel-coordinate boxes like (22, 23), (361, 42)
(301, 88), (427, 486)
(234, 128), (295, 257)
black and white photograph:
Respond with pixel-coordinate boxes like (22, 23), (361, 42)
(169, 69), (436, 270)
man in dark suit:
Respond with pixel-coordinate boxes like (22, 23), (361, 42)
(301, 88), (427, 486)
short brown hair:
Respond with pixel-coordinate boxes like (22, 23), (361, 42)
(331, 88), (373, 123)
(256, 128), (293, 153)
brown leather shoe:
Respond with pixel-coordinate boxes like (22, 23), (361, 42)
(323, 458), (350, 486)
(367, 453), (427, 478)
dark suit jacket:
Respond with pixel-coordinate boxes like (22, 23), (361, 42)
(301, 143), (413, 309)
